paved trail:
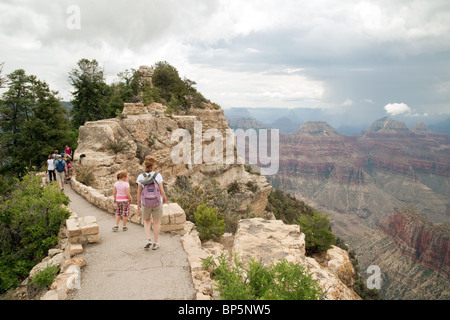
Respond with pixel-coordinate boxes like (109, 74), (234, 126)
(64, 185), (196, 300)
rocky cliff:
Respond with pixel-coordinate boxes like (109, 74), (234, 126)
(74, 102), (271, 215)
(266, 117), (450, 299)
(232, 218), (360, 300)
(349, 227), (450, 300)
(378, 207), (450, 278)
(182, 218), (360, 300)
(270, 117), (450, 228)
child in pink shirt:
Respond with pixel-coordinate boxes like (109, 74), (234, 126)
(113, 171), (132, 231)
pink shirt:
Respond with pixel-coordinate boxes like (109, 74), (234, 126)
(114, 181), (130, 201)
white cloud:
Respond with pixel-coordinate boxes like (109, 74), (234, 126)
(193, 68), (325, 109)
(384, 103), (411, 116)
(341, 98), (353, 106)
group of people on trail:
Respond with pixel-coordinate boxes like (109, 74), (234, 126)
(112, 155), (167, 251)
(46, 145), (73, 191)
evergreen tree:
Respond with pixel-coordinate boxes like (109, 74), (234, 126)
(68, 59), (109, 127)
(0, 69), (72, 175)
(19, 81), (70, 169)
(0, 70), (38, 173)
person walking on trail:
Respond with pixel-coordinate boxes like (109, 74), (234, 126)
(53, 149), (59, 161)
(137, 156), (167, 250)
(113, 171), (132, 232)
(64, 144), (73, 159)
(66, 160), (72, 182)
(47, 154), (56, 183)
(54, 154), (67, 191)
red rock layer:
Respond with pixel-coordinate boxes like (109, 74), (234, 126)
(379, 209), (450, 278)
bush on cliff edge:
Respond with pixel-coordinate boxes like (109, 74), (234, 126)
(0, 173), (70, 294)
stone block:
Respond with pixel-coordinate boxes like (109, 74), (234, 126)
(123, 102), (148, 115)
(173, 212), (186, 224)
(86, 234), (101, 243)
(160, 223), (184, 232)
(80, 216), (99, 236)
(70, 243), (83, 257)
(69, 235), (82, 244)
(160, 212), (170, 225)
(66, 219), (80, 237)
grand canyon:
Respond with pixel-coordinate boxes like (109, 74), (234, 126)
(230, 115), (450, 299)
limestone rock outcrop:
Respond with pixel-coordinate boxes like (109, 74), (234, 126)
(73, 102), (271, 215)
(232, 218), (360, 300)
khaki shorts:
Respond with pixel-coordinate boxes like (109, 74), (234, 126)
(56, 171), (65, 183)
(142, 203), (163, 220)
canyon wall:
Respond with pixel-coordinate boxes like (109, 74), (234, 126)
(378, 208), (449, 278)
(266, 117), (450, 299)
(270, 117), (450, 229)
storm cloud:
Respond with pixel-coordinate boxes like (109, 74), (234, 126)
(1, 0), (449, 124)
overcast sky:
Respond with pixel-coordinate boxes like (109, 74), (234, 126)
(1, 0), (450, 123)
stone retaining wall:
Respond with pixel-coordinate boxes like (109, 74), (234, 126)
(70, 176), (186, 233)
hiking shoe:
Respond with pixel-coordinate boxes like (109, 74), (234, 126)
(144, 239), (152, 249)
(152, 243), (160, 250)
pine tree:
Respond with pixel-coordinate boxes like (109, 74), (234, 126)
(68, 58), (109, 128)
(19, 81), (70, 169)
(0, 69), (72, 175)
(0, 69), (37, 173)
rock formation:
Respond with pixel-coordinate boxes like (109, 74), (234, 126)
(379, 208), (450, 278)
(232, 218), (360, 300)
(271, 117), (450, 228)
(137, 65), (154, 88)
(181, 218), (360, 300)
(73, 102), (272, 215)
(267, 117), (450, 299)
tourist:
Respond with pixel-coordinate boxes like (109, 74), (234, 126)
(136, 156), (167, 250)
(66, 160), (72, 182)
(54, 154), (67, 191)
(47, 154), (56, 183)
(53, 149), (59, 161)
(113, 171), (132, 232)
(64, 144), (73, 159)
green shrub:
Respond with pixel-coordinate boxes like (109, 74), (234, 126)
(194, 204), (225, 241)
(227, 181), (240, 194)
(31, 264), (59, 289)
(246, 181), (258, 193)
(0, 172), (70, 294)
(298, 211), (335, 255)
(170, 177), (240, 233)
(205, 254), (322, 300)
(266, 189), (316, 224)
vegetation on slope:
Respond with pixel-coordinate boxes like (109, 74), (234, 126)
(0, 173), (70, 294)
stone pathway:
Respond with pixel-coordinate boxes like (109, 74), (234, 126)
(64, 184), (196, 300)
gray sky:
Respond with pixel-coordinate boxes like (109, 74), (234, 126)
(1, 0), (450, 123)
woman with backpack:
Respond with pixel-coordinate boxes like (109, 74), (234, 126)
(136, 156), (167, 250)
